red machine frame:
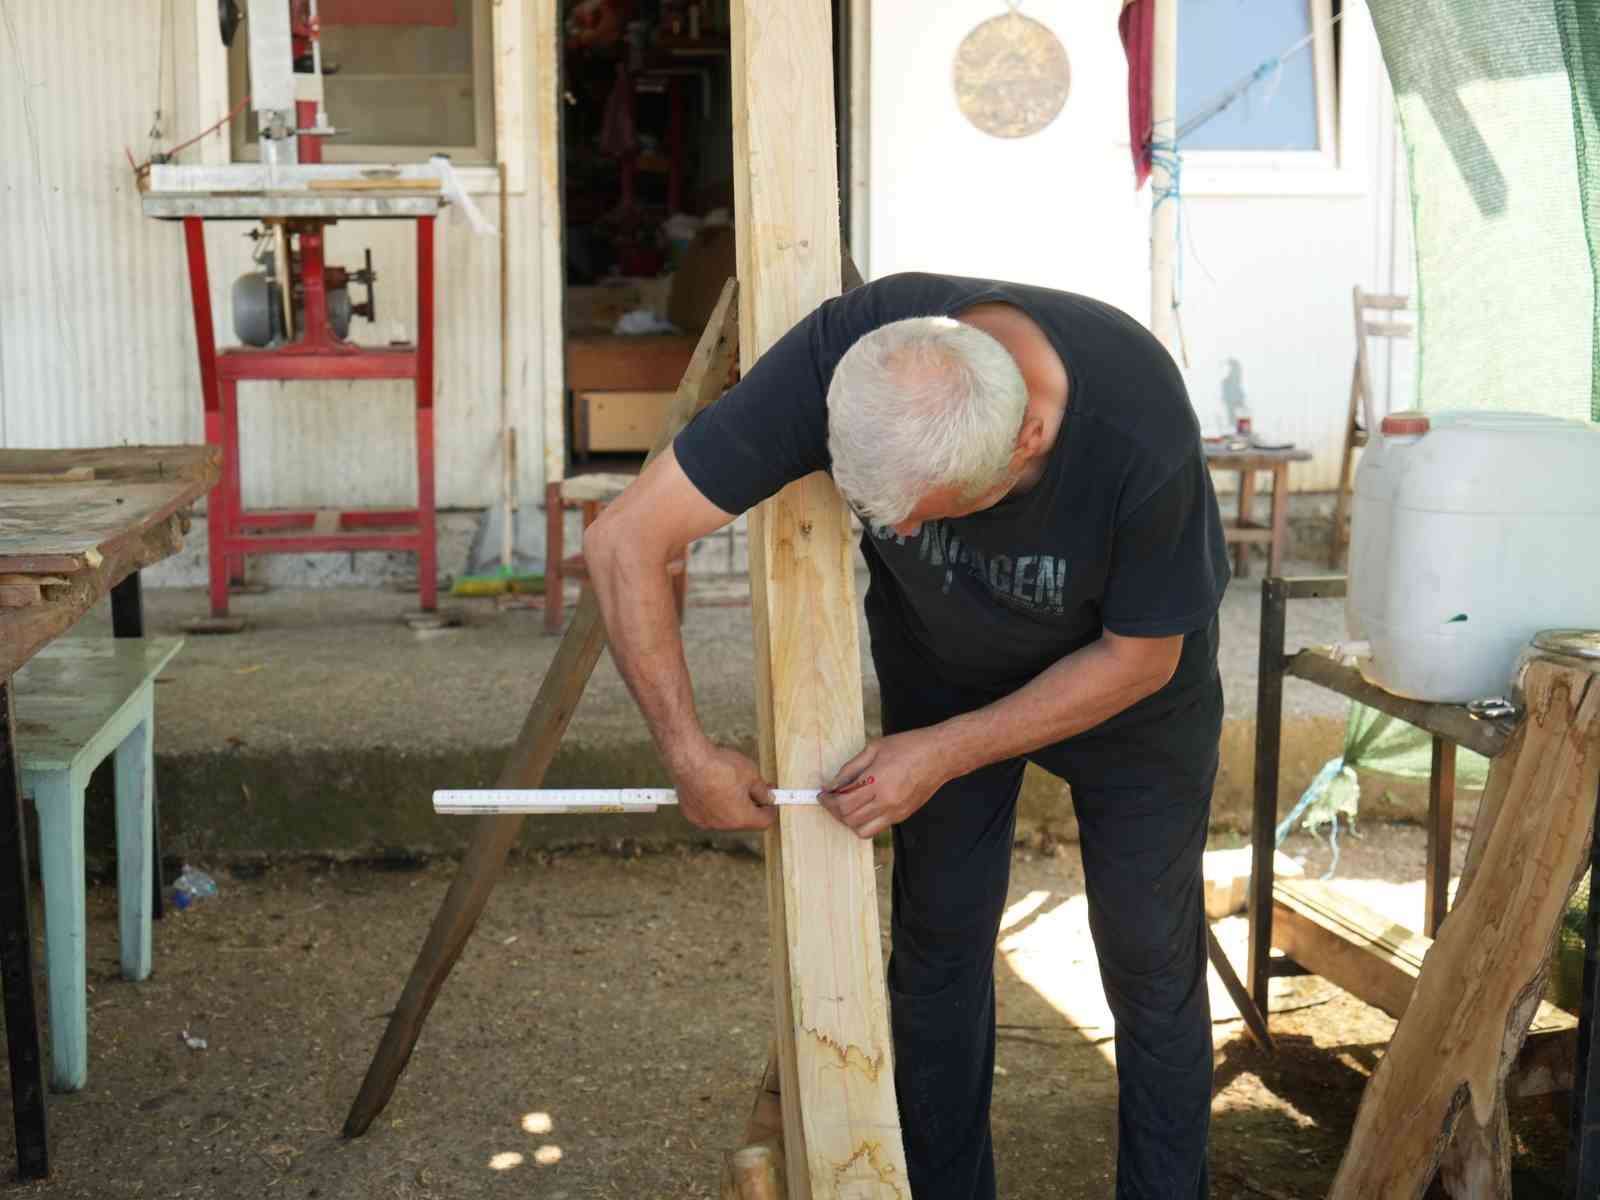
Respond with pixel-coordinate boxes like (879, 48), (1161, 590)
(179, 101), (438, 618)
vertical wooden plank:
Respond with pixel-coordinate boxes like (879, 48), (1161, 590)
(1425, 736), (1456, 937)
(533, 0), (567, 489)
(731, 3), (908, 1196)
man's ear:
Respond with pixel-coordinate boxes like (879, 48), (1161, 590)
(1015, 411), (1048, 458)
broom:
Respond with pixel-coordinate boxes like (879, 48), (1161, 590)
(454, 162), (543, 598)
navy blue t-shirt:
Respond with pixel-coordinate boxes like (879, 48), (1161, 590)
(674, 272), (1229, 783)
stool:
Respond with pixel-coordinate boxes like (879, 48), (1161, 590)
(543, 475), (687, 634)
(15, 636), (183, 1092)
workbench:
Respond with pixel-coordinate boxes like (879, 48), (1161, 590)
(1249, 575), (1600, 1195)
(0, 445), (219, 1181)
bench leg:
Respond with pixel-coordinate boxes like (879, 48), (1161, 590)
(30, 771), (87, 1093)
(113, 699), (154, 982)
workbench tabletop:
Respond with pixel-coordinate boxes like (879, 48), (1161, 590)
(0, 446), (218, 678)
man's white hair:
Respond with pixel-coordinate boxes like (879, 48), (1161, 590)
(827, 316), (1028, 527)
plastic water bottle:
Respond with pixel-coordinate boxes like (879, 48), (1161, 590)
(171, 866), (218, 911)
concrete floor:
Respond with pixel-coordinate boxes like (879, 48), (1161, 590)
(47, 555), (1385, 863)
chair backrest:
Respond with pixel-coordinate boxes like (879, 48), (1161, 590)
(1352, 287), (1414, 434)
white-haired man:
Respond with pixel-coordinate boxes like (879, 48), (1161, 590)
(584, 272), (1229, 1199)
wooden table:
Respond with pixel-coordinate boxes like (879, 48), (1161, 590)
(0, 445), (218, 1180)
(1204, 444), (1313, 579)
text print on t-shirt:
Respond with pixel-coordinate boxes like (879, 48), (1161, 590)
(868, 521), (1069, 614)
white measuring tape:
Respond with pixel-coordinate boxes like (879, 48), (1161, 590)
(432, 788), (823, 815)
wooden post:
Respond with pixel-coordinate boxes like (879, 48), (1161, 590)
(1330, 653), (1600, 1199)
(731, 3), (908, 1197)
(1149, 0), (1179, 355)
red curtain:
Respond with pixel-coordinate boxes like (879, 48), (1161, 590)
(320, 0), (456, 26)
(1119, 0), (1154, 189)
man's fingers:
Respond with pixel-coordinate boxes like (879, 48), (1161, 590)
(827, 743), (878, 792)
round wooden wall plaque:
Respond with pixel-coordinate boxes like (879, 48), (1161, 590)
(953, 11), (1071, 139)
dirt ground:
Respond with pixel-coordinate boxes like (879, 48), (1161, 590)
(3, 823), (1572, 1200)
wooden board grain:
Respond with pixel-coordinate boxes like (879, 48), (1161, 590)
(1329, 657), (1600, 1199)
(732, 3), (909, 1196)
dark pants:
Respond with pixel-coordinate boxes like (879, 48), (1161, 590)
(880, 670), (1215, 1200)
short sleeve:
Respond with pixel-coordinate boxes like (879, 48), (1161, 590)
(1101, 452), (1230, 637)
(672, 309), (831, 516)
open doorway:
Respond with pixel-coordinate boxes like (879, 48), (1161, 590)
(552, 0), (859, 481)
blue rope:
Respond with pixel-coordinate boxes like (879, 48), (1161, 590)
(1147, 124), (1184, 345)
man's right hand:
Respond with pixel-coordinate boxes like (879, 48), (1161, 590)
(672, 743), (777, 831)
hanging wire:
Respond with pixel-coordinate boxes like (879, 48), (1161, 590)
(150, 0), (172, 145)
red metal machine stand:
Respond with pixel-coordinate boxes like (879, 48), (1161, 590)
(179, 213), (437, 618)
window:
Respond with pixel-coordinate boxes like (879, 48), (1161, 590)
(229, 0), (495, 165)
(1176, 0), (1338, 166)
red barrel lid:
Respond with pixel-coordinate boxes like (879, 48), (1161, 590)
(1381, 410), (1430, 436)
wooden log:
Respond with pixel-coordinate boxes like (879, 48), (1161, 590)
(342, 281), (740, 1138)
(732, 3), (908, 1195)
(1329, 655), (1600, 1199)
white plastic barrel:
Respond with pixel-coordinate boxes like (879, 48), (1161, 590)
(1346, 410), (1600, 702)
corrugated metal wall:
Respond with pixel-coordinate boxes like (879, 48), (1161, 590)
(0, 0), (551, 510)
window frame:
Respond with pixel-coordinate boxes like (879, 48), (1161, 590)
(1178, 0), (1371, 198)
(192, 0), (525, 194)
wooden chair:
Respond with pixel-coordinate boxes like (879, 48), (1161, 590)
(542, 475), (687, 634)
(15, 636), (182, 1092)
(1330, 287), (1413, 567)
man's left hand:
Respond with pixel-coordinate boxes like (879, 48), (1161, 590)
(819, 730), (954, 840)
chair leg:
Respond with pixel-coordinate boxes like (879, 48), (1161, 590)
(543, 482), (564, 636)
(113, 698), (154, 982)
(29, 771), (88, 1093)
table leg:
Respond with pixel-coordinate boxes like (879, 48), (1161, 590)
(1566, 776), (1600, 1198)
(1236, 469), (1257, 579)
(544, 482), (565, 636)
(1249, 577), (1289, 1016)
(110, 574), (143, 639)
(416, 217), (438, 614)
(0, 679), (50, 1180)
(1425, 737), (1456, 938)
(1268, 463), (1290, 578)
(110, 575), (164, 918)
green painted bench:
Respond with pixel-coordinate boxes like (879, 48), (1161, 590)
(14, 636), (182, 1093)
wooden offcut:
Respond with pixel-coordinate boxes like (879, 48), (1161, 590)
(1329, 655), (1600, 1199)
(576, 390), (675, 453)
(732, 2), (908, 1196)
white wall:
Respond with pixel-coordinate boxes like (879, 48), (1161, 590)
(0, 0), (554, 511)
(866, 0), (1412, 491)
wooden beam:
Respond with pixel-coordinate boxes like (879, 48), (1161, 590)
(342, 282), (740, 1138)
(1330, 655), (1600, 1199)
(731, 3), (907, 1196)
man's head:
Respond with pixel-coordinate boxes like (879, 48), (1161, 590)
(827, 316), (1029, 536)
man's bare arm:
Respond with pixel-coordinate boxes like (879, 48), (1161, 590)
(582, 447), (775, 830)
(821, 631), (1183, 838)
